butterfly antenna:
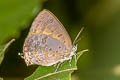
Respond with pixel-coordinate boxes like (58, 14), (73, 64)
(74, 36), (82, 45)
(73, 27), (84, 45)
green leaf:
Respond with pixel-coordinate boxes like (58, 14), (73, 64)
(25, 49), (88, 80)
(0, 39), (15, 64)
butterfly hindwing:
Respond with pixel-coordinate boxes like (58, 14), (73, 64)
(23, 9), (73, 66)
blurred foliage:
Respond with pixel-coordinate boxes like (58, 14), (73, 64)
(0, 77), (3, 80)
(0, 0), (120, 80)
(0, 39), (15, 64)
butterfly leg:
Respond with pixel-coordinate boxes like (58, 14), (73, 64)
(77, 49), (88, 57)
(54, 63), (57, 67)
(55, 62), (62, 72)
(73, 53), (77, 63)
(69, 57), (73, 67)
(72, 44), (78, 63)
(69, 53), (77, 67)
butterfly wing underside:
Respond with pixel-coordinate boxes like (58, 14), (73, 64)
(23, 9), (73, 66)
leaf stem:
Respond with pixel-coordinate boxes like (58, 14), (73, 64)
(35, 67), (77, 80)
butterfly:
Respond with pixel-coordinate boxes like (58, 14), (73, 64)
(19, 9), (87, 69)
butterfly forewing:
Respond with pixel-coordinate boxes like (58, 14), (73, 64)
(23, 9), (73, 66)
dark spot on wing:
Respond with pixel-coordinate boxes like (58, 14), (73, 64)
(59, 46), (61, 49)
(58, 34), (62, 37)
(49, 48), (52, 51)
(56, 51), (58, 53)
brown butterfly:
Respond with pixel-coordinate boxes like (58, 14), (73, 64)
(19, 9), (87, 69)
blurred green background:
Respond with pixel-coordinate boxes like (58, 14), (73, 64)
(0, 0), (120, 80)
